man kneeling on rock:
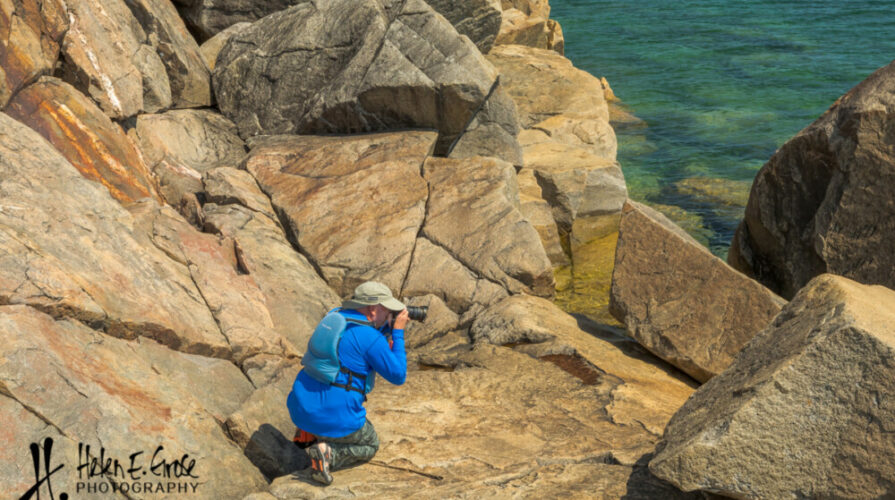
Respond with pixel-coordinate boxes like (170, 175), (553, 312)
(287, 281), (408, 485)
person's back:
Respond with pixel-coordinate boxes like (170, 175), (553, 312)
(287, 281), (409, 485)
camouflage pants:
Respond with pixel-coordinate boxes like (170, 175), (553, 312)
(317, 419), (380, 471)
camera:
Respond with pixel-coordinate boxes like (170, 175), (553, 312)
(406, 305), (428, 322)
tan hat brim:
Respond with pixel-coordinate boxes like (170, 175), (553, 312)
(341, 297), (405, 311)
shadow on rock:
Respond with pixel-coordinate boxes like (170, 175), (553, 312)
(245, 423), (309, 481)
(622, 453), (705, 500)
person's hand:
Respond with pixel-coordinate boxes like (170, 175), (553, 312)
(392, 309), (410, 331)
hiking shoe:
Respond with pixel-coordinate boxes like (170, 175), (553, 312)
(307, 442), (333, 485)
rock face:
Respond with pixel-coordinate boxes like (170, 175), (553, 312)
(610, 201), (785, 383)
(129, 108), (246, 206)
(213, 0), (518, 156)
(0, 305), (269, 498)
(651, 274), (895, 499)
(424, 0), (502, 53)
(0, 0), (68, 107)
(173, 0), (307, 42)
(0, 112), (230, 356)
(246, 132), (434, 297)
(6, 77), (161, 204)
(57, 0), (210, 118)
(421, 156), (554, 299)
(729, 60), (895, 299)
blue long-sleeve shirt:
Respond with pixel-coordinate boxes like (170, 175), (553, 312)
(287, 309), (406, 438)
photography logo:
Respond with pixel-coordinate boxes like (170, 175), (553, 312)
(17, 437), (201, 499)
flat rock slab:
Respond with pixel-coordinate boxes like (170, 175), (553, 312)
(651, 274), (895, 498)
(258, 332), (696, 498)
(0, 305), (267, 498)
(6, 77), (161, 205)
(0, 112), (228, 357)
(729, 59), (895, 299)
(213, 0), (500, 154)
(611, 201), (785, 382)
(245, 131), (435, 297)
(422, 156), (554, 299)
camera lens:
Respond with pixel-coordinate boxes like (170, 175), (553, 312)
(406, 305), (428, 322)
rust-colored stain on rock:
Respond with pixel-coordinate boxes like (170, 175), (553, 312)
(6, 77), (161, 204)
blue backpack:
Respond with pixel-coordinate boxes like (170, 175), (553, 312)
(301, 309), (375, 395)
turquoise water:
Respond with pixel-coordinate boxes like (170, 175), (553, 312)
(550, 1), (895, 256)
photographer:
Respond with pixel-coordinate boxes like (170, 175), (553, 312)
(286, 281), (409, 486)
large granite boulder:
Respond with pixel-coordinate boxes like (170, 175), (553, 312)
(651, 274), (895, 499)
(729, 60), (895, 299)
(6, 77), (161, 205)
(245, 132), (435, 297)
(0, 112), (229, 357)
(610, 201), (785, 382)
(57, 0), (210, 118)
(424, 0), (502, 53)
(173, 0), (307, 42)
(0, 0), (67, 107)
(129, 108), (246, 206)
(0, 305), (268, 498)
(213, 0), (517, 156)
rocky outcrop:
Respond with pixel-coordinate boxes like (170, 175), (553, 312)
(129, 108), (246, 206)
(0, 0), (67, 107)
(651, 274), (895, 499)
(6, 77), (161, 204)
(246, 132), (433, 298)
(258, 295), (698, 498)
(173, 0), (307, 42)
(494, 0), (562, 54)
(57, 0), (210, 119)
(424, 0), (502, 53)
(487, 43), (624, 321)
(610, 201), (785, 382)
(0, 305), (268, 498)
(198, 21), (251, 71)
(0, 112), (230, 356)
(213, 0), (520, 158)
(729, 60), (895, 299)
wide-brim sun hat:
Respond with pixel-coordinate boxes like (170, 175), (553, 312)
(341, 281), (405, 311)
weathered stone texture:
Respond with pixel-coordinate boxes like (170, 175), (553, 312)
(0, 0), (67, 107)
(129, 108), (246, 206)
(651, 274), (895, 499)
(422, 156), (555, 299)
(173, 0), (308, 42)
(729, 60), (895, 299)
(0, 112), (228, 356)
(424, 0), (502, 53)
(610, 201), (785, 382)
(246, 132), (435, 297)
(213, 0), (515, 155)
(6, 76), (160, 204)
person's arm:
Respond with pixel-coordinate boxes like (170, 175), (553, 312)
(364, 327), (406, 385)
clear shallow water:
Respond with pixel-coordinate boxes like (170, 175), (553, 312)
(550, 1), (895, 256)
